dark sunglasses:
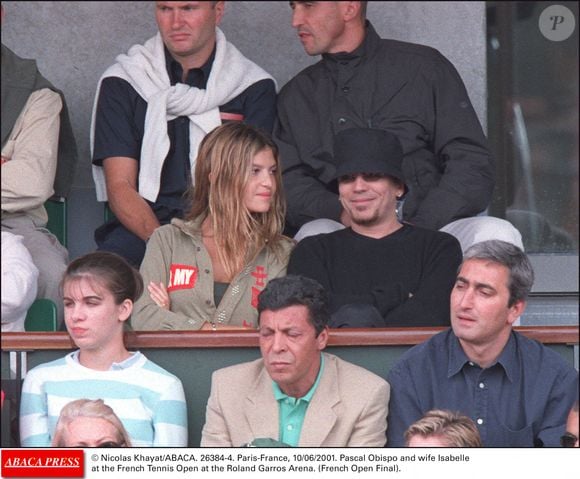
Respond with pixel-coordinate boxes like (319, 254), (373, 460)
(560, 432), (578, 448)
(338, 173), (386, 183)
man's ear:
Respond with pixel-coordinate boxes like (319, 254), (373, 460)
(395, 180), (405, 199)
(507, 299), (526, 326)
(214, 1), (225, 26)
(316, 326), (329, 350)
(343, 1), (362, 22)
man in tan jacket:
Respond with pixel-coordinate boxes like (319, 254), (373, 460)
(201, 275), (390, 447)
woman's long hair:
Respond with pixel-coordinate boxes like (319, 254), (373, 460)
(185, 123), (286, 279)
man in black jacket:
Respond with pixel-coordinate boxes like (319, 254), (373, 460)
(288, 128), (462, 327)
(276, 1), (521, 251)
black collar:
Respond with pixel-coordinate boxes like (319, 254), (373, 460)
(164, 45), (216, 88)
(322, 21), (380, 68)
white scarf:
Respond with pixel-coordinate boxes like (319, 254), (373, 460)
(91, 28), (275, 202)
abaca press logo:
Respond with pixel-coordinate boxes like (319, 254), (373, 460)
(1, 449), (84, 478)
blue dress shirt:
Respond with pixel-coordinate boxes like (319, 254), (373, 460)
(386, 329), (578, 447)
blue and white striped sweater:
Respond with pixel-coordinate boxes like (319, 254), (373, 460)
(19, 351), (187, 447)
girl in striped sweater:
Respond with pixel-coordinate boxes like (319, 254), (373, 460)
(19, 251), (188, 447)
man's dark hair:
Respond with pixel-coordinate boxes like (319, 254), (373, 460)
(257, 275), (329, 336)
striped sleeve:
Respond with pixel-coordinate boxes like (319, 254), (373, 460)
(19, 359), (67, 446)
(142, 361), (188, 446)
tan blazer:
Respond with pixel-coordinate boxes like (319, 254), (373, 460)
(201, 352), (390, 447)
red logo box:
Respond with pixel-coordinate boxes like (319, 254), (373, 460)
(1, 449), (84, 478)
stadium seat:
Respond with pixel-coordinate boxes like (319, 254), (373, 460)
(45, 196), (67, 247)
(104, 202), (115, 222)
(24, 299), (58, 332)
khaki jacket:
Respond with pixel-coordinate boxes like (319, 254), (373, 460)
(1, 89), (60, 225)
(201, 352), (390, 447)
(132, 217), (294, 330)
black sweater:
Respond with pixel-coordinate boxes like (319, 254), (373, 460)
(287, 225), (462, 327)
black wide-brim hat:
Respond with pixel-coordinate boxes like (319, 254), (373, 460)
(332, 128), (408, 195)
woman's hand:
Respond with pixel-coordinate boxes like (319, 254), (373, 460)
(148, 281), (170, 310)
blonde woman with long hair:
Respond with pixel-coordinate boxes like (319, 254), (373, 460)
(132, 123), (293, 330)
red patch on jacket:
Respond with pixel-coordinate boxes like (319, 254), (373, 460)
(250, 265), (268, 308)
(167, 264), (198, 292)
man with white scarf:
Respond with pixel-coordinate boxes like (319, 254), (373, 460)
(91, 1), (276, 266)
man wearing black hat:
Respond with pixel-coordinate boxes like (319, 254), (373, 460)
(287, 128), (462, 327)
(276, 1), (522, 253)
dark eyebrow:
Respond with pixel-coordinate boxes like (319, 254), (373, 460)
(456, 276), (497, 293)
(475, 283), (497, 293)
(259, 325), (299, 334)
(63, 295), (102, 302)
